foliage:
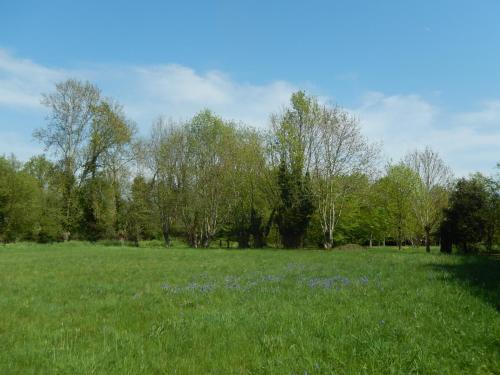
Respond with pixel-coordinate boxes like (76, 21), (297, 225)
(0, 80), (494, 250)
(377, 164), (419, 249)
(405, 147), (452, 252)
(441, 174), (499, 252)
(0, 157), (41, 242)
(272, 92), (316, 248)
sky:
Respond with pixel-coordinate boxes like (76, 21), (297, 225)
(0, 0), (499, 176)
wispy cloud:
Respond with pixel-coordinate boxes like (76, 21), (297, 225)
(0, 49), (67, 109)
(354, 92), (500, 176)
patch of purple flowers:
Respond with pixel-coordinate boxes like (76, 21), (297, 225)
(304, 276), (351, 289)
(162, 281), (215, 294)
(261, 274), (283, 283)
(286, 263), (305, 272)
(359, 276), (369, 285)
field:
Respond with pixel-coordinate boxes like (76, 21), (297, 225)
(0, 243), (499, 374)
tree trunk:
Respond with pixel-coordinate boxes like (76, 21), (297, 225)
(398, 225), (402, 250)
(424, 226), (431, 253)
(323, 230), (333, 249)
(369, 233), (373, 248)
(189, 232), (199, 248)
(238, 231), (250, 249)
(262, 208), (276, 241)
(202, 234), (210, 248)
(161, 221), (170, 247)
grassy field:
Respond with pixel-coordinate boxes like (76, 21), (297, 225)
(0, 243), (498, 374)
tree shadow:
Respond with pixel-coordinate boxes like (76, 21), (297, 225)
(427, 255), (500, 311)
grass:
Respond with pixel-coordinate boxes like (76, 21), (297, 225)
(0, 243), (498, 374)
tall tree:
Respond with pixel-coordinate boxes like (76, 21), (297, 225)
(379, 164), (419, 250)
(79, 100), (134, 240)
(312, 105), (379, 248)
(355, 177), (391, 247)
(405, 147), (452, 252)
(23, 155), (64, 242)
(162, 110), (239, 248)
(35, 80), (134, 240)
(441, 175), (491, 252)
(225, 127), (269, 248)
(146, 115), (275, 249)
(34, 79), (100, 234)
(145, 118), (189, 246)
(272, 92), (316, 248)
(126, 176), (157, 245)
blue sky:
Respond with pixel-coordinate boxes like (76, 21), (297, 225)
(1, 0), (499, 175)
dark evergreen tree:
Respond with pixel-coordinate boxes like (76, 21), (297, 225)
(441, 176), (492, 252)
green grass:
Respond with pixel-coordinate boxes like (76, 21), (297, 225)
(0, 243), (498, 374)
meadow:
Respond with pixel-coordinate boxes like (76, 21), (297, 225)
(0, 243), (498, 374)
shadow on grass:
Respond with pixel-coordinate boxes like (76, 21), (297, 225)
(428, 255), (500, 311)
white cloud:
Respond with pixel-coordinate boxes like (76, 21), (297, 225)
(0, 49), (67, 108)
(354, 92), (500, 176)
(453, 100), (500, 129)
(128, 64), (296, 127)
(0, 49), (296, 130)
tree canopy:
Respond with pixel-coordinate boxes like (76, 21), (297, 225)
(1, 79), (498, 252)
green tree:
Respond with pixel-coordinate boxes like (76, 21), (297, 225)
(405, 147), (452, 252)
(145, 119), (189, 246)
(379, 164), (419, 250)
(0, 157), (41, 242)
(311, 105), (379, 249)
(442, 174), (498, 252)
(34, 79), (101, 235)
(79, 100), (134, 240)
(225, 127), (269, 248)
(272, 92), (316, 248)
(353, 177), (391, 247)
(35, 80), (135, 240)
(126, 176), (157, 245)
(23, 155), (64, 242)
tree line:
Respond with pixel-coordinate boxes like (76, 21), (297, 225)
(1, 79), (498, 252)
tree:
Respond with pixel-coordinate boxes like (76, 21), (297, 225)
(311, 104), (379, 248)
(23, 155), (64, 242)
(271, 92), (316, 248)
(441, 176), (491, 252)
(379, 164), (419, 250)
(34, 79), (100, 234)
(225, 127), (269, 248)
(356, 177), (391, 247)
(79, 100), (134, 240)
(154, 110), (240, 248)
(0, 156), (41, 242)
(191, 111), (244, 247)
(440, 171), (499, 253)
(405, 147), (452, 252)
(126, 176), (157, 245)
(35, 80), (135, 240)
(145, 118), (189, 246)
